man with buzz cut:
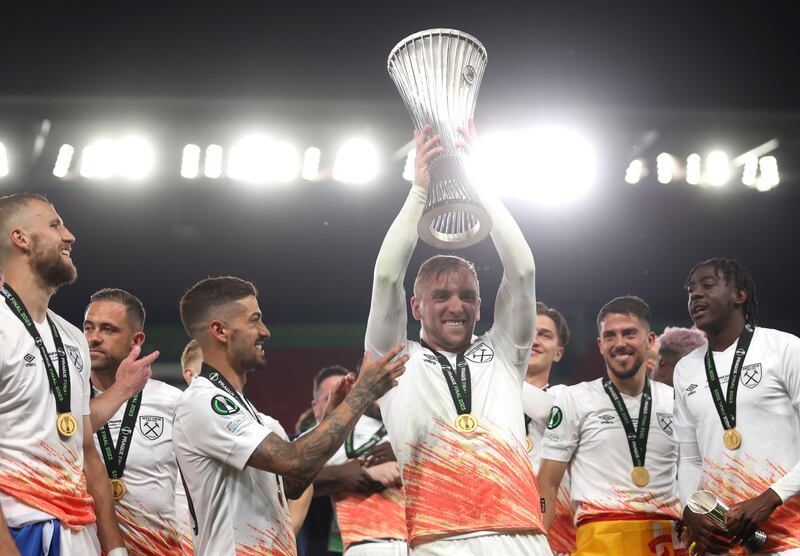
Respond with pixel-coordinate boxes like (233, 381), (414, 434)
(83, 287), (194, 556)
(521, 302), (575, 555)
(538, 296), (682, 556)
(173, 276), (407, 555)
(676, 258), (800, 555)
(0, 193), (127, 555)
(365, 122), (551, 555)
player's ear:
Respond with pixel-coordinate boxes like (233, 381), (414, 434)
(410, 296), (422, 321)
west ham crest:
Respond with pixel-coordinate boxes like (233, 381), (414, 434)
(464, 342), (494, 363)
(741, 363), (762, 389)
(139, 415), (164, 440)
(657, 412), (674, 436)
(65, 345), (84, 372)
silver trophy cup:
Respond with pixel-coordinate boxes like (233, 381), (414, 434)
(688, 490), (767, 553)
(388, 29), (491, 249)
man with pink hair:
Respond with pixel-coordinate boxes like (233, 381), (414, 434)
(652, 327), (706, 387)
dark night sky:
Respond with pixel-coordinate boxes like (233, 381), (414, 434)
(1, 1), (798, 346)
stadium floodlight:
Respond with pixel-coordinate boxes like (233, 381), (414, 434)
(52, 144), (75, 178)
(332, 138), (380, 184)
(0, 143), (8, 178)
(656, 152), (675, 184)
(686, 153), (702, 185)
(473, 126), (596, 204)
(624, 159), (645, 185)
(402, 148), (416, 182)
(706, 151), (730, 187)
(80, 139), (116, 179)
(204, 145), (223, 179)
(757, 156), (779, 192)
(117, 136), (154, 180)
(741, 155), (758, 187)
(181, 144), (201, 179)
(301, 147), (321, 181)
(227, 134), (300, 183)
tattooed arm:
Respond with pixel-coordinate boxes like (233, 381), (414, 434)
(247, 346), (407, 497)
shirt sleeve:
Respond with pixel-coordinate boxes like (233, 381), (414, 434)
(182, 391), (271, 471)
(364, 186), (426, 360)
(672, 359), (697, 446)
(678, 440), (703, 506)
(540, 386), (580, 463)
(481, 190), (536, 371)
(521, 381), (555, 425)
(769, 333), (800, 501)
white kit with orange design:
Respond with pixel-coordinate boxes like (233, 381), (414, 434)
(366, 185), (550, 555)
(0, 303), (99, 553)
(327, 415), (407, 555)
(92, 379), (190, 556)
(540, 378), (682, 526)
(674, 327), (800, 555)
(173, 376), (295, 556)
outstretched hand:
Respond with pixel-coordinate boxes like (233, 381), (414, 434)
(323, 373), (356, 419)
(354, 345), (408, 401)
(413, 125), (444, 189)
(455, 118), (479, 154)
(115, 345), (159, 398)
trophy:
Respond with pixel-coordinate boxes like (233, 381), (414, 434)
(688, 490), (767, 553)
(388, 29), (491, 249)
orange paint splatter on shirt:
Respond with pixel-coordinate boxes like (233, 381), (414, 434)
(235, 522), (297, 556)
(577, 483), (681, 526)
(0, 440), (95, 530)
(702, 454), (800, 553)
(115, 504), (184, 556)
(549, 484), (576, 553)
(401, 418), (544, 547)
(333, 486), (407, 548)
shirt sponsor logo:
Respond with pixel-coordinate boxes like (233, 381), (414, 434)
(657, 412), (674, 436)
(225, 414), (249, 434)
(423, 354), (438, 365)
(546, 406), (563, 429)
(24, 353), (36, 367)
(686, 384), (698, 397)
(741, 363), (762, 389)
(464, 343), (494, 363)
(211, 395), (240, 416)
(65, 345), (84, 372)
(139, 415), (164, 440)
(598, 413), (616, 425)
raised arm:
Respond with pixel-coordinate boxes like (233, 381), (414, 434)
(459, 121), (536, 358)
(247, 347), (407, 496)
(365, 127), (442, 357)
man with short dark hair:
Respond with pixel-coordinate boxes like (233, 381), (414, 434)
(83, 288), (191, 555)
(0, 193), (126, 555)
(365, 123), (550, 555)
(173, 276), (406, 555)
(676, 258), (800, 555)
(539, 296), (682, 555)
(521, 302), (575, 555)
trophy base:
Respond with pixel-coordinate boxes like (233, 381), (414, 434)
(418, 200), (491, 249)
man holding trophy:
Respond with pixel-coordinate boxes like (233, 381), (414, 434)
(365, 28), (549, 556)
(676, 258), (800, 555)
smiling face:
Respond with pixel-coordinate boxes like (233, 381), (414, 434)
(598, 312), (655, 381)
(221, 295), (270, 374)
(411, 266), (481, 352)
(686, 264), (747, 334)
(24, 200), (77, 288)
(527, 314), (564, 379)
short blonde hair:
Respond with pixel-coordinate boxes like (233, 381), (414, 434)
(181, 339), (203, 371)
(413, 255), (479, 297)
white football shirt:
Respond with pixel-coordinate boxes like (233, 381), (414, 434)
(674, 327), (800, 553)
(0, 302), (94, 530)
(173, 375), (295, 556)
(541, 377), (681, 525)
(93, 379), (185, 555)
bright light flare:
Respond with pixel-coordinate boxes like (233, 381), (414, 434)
(181, 144), (201, 179)
(741, 155), (758, 187)
(656, 152), (675, 184)
(333, 138), (380, 184)
(473, 127), (596, 204)
(624, 159), (645, 185)
(79, 136), (154, 180)
(706, 151), (730, 187)
(0, 143), (8, 178)
(686, 154), (702, 185)
(80, 139), (115, 179)
(302, 147), (321, 180)
(227, 135), (300, 183)
(757, 156), (779, 192)
(53, 144), (75, 178)
(204, 145), (223, 179)
(402, 148), (416, 182)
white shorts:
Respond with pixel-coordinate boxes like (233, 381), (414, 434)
(345, 539), (407, 555)
(61, 522), (101, 556)
(410, 532), (551, 556)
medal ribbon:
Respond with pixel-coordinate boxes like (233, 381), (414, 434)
(420, 339), (472, 416)
(1, 285), (70, 414)
(200, 363), (263, 425)
(704, 324), (755, 430)
(602, 377), (652, 468)
(345, 424), (387, 459)
(91, 384), (142, 479)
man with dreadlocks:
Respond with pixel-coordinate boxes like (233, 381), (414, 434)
(675, 258), (800, 555)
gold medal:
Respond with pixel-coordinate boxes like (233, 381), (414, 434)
(631, 466), (650, 487)
(723, 428), (742, 450)
(525, 436), (534, 452)
(110, 478), (127, 500)
(56, 413), (78, 437)
(455, 413), (478, 433)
